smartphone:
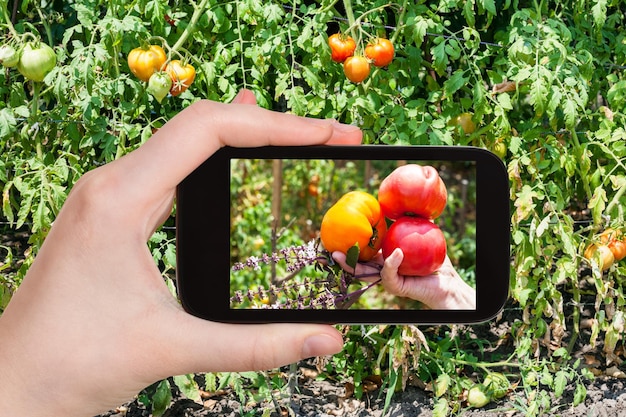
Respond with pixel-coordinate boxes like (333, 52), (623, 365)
(176, 145), (510, 324)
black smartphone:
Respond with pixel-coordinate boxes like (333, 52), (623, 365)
(176, 145), (510, 324)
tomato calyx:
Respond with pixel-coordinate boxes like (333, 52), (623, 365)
(165, 59), (196, 96)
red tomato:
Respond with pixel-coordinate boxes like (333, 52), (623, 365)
(378, 164), (447, 220)
(320, 191), (387, 261)
(343, 56), (370, 83)
(381, 217), (447, 276)
(328, 33), (356, 63)
(365, 38), (394, 67)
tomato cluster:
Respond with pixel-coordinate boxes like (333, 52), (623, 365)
(327, 33), (394, 83)
(584, 228), (626, 271)
(1, 37), (57, 82)
(320, 163), (448, 277)
(127, 44), (196, 103)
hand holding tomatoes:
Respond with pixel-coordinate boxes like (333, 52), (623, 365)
(331, 250), (476, 309)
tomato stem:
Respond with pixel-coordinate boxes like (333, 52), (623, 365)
(0, 1), (19, 39)
(170, 0), (211, 54)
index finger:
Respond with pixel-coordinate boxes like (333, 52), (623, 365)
(119, 99), (363, 194)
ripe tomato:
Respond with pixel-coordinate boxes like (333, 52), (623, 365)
(17, 41), (56, 82)
(378, 164), (447, 220)
(448, 112), (476, 134)
(584, 243), (615, 271)
(328, 33), (356, 63)
(320, 190), (387, 261)
(127, 45), (167, 82)
(165, 60), (196, 96)
(343, 56), (370, 83)
(600, 229), (626, 262)
(365, 38), (394, 67)
(381, 216), (447, 276)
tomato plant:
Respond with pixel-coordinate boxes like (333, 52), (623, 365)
(320, 190), (387, 261)
(365, 38), (394, 67)
(381, 216), (447, 276)
(378, 164), (447, 220)
(16, 41), (56, 82)
(165, 60), (196, 96)
(127, 44), (167, 82)
(343, 55), (370, 83)
(328, 33), (356, 63)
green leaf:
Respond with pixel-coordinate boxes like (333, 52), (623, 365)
(0, 108), (17, 139)
(573, 383), (587, 406)
(443, 70), (468, 99)
(173, 374), (202, 403)
(346, 244), (360, 270)
(152, 379), (172, 417)
(554, 370), (568, 398)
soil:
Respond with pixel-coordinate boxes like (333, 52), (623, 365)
(97, 370), (626, 417)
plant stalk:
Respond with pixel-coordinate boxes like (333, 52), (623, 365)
(170, 0), (212, 53)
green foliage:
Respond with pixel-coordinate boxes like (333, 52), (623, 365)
(1, 0), (626, 414)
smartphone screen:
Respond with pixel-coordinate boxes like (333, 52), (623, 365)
(176, 145), (509, 324)
(229, 158), (477, 311)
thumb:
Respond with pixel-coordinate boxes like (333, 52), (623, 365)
(159, 314), (344, 375)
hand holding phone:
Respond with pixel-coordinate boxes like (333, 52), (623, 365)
(177, 145), (510, 324)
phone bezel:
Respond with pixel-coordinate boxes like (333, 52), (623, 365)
(176, 145), (510, 324)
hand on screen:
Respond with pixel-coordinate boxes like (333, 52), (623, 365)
(333, 249), (476, 309)
(0, 89), (360, 417)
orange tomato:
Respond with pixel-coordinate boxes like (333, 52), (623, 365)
(343, 56), (370, 83)
(320, 191), (387, 261)
(328, 33), (356, 63)
(127, 45), (167, 82)
(600, 229), (626, 262)
(584, 243), (615, 271)
(364, 38), (394, 67)
(165, 60), (196, 96)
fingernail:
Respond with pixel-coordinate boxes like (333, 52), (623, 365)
(302, 333), (343, 358)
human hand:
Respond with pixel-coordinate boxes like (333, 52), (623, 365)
(0, 90), (361, 417)
(333, 248), (476, 309)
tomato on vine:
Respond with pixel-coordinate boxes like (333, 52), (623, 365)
(0, 44), (19, 68)
(165, 59), (196, 96)
(17, 41), (56, 82)
(127, 44), (167, 82)
(328, 33), (356, 63)
(365, 38), (394, 67)
(146, 71), (172, 103)
(343, 55), (370, 83)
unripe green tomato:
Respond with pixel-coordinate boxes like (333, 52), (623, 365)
(467, 385), (491, 408)
(0, 44), (19, 68)
(492, 141), (507, 159)
(17, 41), (57, 82)
(483, 372), (509, 399)
(146, 71), (172, 103)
